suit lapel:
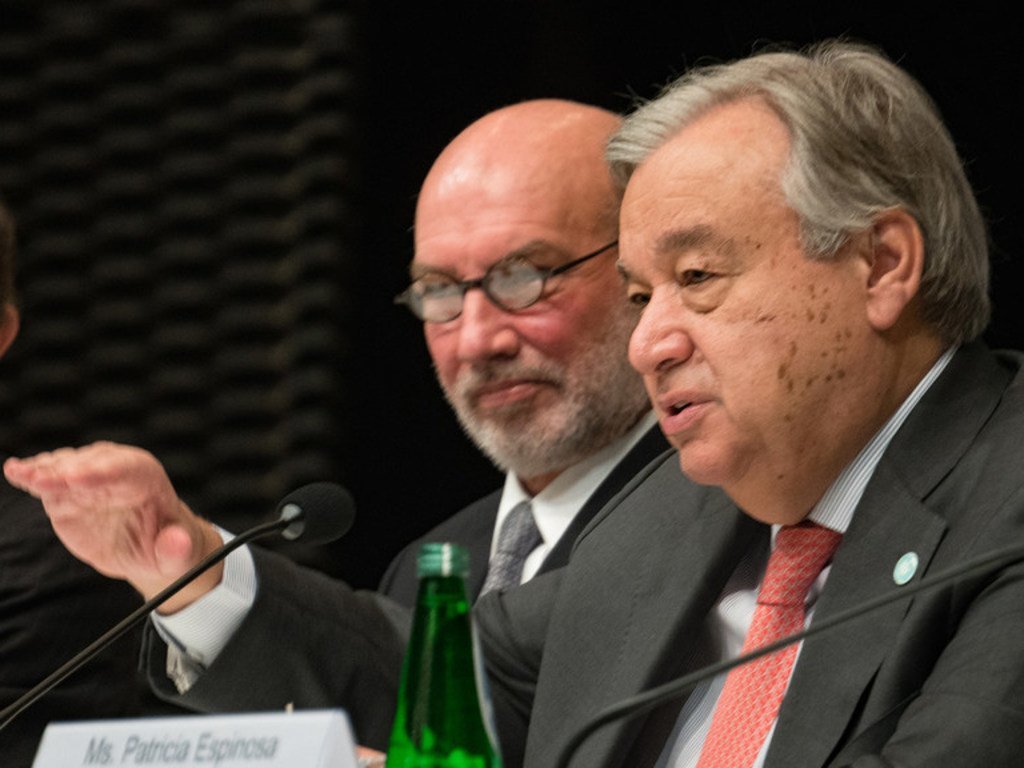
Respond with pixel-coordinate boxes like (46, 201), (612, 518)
(765, 468), (946, 767)
(559, 460), (766, 768)
(765, 343), (1011, 767)
(540, 424), (669, 575)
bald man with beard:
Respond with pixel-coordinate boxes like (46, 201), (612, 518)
(381, 99), (663, 603)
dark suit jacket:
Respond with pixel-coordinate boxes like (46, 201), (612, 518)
(144, 422), (668, 749)
(478, 343), (1024, 767)
(0, 456), (183, 767)
(378, 423), (669, 605)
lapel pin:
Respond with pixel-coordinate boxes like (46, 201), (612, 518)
(893, 551), (919, 585)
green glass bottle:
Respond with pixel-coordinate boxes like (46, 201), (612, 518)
(386, 542), (502, 768)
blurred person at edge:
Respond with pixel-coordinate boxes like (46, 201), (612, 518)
(0, 200), (184, 768)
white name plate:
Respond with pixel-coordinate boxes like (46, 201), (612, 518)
(32, 709), (359, 768)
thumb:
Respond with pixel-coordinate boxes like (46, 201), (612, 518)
(146, 522), (226, 611)
(153, 523), (202, 581)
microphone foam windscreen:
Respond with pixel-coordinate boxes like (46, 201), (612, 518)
(276, 481), (356, 544)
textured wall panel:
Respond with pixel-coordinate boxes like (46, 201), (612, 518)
(0, 0), (359, 572)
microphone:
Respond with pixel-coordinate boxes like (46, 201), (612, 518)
(0, 481), (356, 731)
(277, 481), (356, 544)
(554, 539), (1024, 768)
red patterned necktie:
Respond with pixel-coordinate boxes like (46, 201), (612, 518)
(695, 521), (843, 768)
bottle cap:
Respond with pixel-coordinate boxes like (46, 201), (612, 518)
(417, 542), (470, 578)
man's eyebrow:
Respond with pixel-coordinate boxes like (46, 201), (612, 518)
(654, 225), (739, 270)
(407, 261), (452, 280)
(655, 225), (717, 254)
(408, 239), (559, 280)
(617, 225), (735, 283)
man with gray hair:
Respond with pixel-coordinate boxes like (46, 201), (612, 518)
(476, 39), (1024, 766)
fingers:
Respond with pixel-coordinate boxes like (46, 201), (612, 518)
(6, 441), (148, 479)
(4, 442), (175, 509)
(3, 451), (66, 492)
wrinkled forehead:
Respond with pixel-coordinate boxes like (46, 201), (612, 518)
(413, 184), (613, 279)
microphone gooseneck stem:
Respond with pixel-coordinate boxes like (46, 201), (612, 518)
(554, 541), (1024, 768)
(0, 514), (294, 731)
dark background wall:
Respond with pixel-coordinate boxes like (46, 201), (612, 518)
(1, 2), (1022, 588)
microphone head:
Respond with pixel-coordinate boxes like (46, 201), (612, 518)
(276, 482), (356, 545)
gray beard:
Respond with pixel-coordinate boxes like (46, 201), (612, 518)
(444, 351), (648, 480)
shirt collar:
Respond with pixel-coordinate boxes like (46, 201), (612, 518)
(803, 346), (956, 536)
(497, 410), (658, 548)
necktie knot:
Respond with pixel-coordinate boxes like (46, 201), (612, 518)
(757, 521), (842, 607)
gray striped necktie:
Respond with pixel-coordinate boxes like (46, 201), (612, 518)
(480, 500), (541, 595)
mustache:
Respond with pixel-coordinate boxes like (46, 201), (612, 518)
(454, 361), (564, 401)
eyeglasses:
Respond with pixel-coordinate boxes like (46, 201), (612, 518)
(394, 240), (618, 323)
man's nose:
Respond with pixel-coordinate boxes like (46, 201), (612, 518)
(455, 288), (521, 362)
(628, 292), (695, 375)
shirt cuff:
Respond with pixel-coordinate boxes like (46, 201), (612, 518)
(151, 527), (257, 675)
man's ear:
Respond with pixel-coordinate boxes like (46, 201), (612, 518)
(861, 208), (925, 331)
(0, 304), (20, 358)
